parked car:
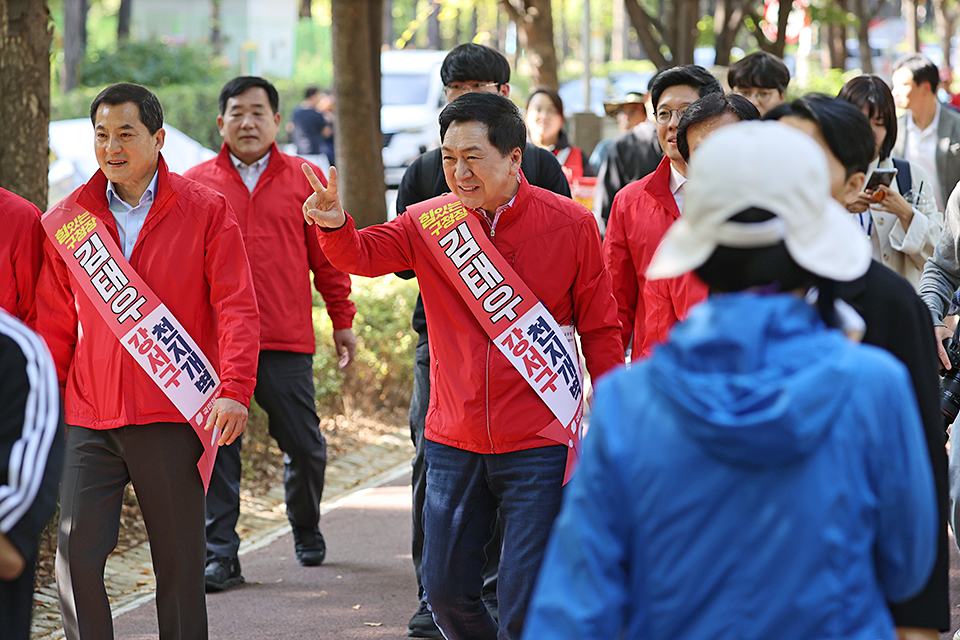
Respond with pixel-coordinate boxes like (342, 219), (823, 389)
(48, 118), (217, 208)
(381, 49), (449, 187)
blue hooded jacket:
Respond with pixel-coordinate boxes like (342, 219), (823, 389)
(523, 293), (937, 640)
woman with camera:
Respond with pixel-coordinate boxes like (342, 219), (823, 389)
(838, 75), (942, 290)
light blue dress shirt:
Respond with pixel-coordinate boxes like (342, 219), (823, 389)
(106, 170), (159, 260)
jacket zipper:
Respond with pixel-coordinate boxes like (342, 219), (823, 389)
(485, 340), (494, 452)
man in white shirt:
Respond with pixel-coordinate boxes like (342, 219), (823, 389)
(892, 53), (960, 211)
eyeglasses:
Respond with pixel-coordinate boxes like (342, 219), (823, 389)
(444, 82), (500, 98)
(732, 87), (781, 103)
(654, 107), (689, 125)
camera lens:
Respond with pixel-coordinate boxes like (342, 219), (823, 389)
(940, 369), (960, 423)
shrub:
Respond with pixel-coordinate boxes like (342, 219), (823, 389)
(311, 274), (419, 415)
(79, 40), (230, 89)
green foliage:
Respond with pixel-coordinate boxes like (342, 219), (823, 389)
(787, 66), (858, 100)
(79, 40), (230, 89)
(312, 275), (419, 415)
(51, 80), (327, 151)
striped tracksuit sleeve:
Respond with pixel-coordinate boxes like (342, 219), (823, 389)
(0, 310), (64, 562)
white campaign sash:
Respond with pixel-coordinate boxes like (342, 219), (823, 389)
(410, 193), (584, 483)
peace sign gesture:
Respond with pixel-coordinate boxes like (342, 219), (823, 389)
(301, 163), (346, 228)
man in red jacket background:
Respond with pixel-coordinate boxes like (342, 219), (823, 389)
(184, 76), (357, 591)
(37, 82), (260, 640)
(0, 187), (44, 326)
(301, 92), (623, 640)
(602, 65), (721, 359)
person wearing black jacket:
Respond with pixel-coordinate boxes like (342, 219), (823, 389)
(767, 95), (949, 638)
(0, 310), (64, 640)
(396, 43), (570, 638)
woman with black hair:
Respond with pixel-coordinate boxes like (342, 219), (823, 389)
(839, 75), (942, 289)
(524, 87), (596, 184)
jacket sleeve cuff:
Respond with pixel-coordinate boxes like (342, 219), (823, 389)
(218, 386), (251, 408)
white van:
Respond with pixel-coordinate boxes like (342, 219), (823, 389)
(381, 49), (449, 186)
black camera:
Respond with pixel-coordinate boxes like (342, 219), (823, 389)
(940, 323), (960, 429)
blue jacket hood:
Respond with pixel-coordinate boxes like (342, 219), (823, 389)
(647, 293), (853, 468)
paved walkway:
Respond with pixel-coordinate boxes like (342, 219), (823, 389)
(31, 432), (415, 640)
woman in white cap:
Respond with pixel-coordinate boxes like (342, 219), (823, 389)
(521, 121), (938, 640)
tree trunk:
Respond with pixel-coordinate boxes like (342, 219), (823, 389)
(771, 0), (791, 57)
(211, 0), (222, 56)
(623, 0), (669, 68)
(300, 0), (311, 18)
(611, 0), (625, 62)
(62, 0), (86, 92)
(673, 0), (697, 65)
(824, 20), (846, 70)
(468, 6), (478, 42)
(499, 0), (559, 91)
(427, 0), (440, 49)
(556, 0), (569, 61)
(331, 0), (385, 228)
(854, 0), (873, 73)
(118, 0), (131, 43)
(0, 0), (51, 209)
(904, 0), (920, 53)
(933, 0), (956, 74)
(382, 0), (393, 48)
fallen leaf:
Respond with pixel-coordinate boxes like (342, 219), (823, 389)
(363, 622), (382, 627)
(353, 604), (361, 609)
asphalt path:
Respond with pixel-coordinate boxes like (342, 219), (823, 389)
(112, 470), (418, 639)
(103, 464), (960, 639)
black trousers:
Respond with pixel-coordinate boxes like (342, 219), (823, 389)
(57, 422), (207, 640)
(205, 351), (327, 560)
(0, 556), (38, 640)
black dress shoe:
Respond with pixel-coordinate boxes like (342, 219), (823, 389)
(205, 556), (244, 592)
(292, 525), (326, 566)
(407, 600), (441, 638)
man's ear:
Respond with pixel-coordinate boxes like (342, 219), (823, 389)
(509, 146), (522, 175)
(841, 171), (867, 205)
(499, 84), (511, 98)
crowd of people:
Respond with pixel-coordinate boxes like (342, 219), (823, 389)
(2, 39), (960, 640)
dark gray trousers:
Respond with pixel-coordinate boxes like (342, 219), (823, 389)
(57, 422), (207, 640)
(205, 351), (326, 560)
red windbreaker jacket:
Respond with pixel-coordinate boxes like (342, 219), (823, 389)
(316, 174), (623, 454)
(37, 156), (260, 429)
(1, 187), (44, 326)
(184, 143), (355, 352)
(603, 156), (708, 358)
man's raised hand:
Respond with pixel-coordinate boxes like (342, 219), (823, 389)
(302, 164), (346, 228)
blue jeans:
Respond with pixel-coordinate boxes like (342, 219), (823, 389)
(421, 440), (567, 640)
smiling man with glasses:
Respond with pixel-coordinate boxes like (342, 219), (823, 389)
(601, 65), (722, 360)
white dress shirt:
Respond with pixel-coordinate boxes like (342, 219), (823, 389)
(230, 150), (271, 194)
(669, 163), (687, 213)
(903, 102), (943, 210)
(106, 170), (159, 260)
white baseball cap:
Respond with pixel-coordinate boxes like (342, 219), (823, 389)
(646, 121), (871, 282)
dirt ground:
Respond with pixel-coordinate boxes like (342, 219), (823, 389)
(33, 405), (408, 591)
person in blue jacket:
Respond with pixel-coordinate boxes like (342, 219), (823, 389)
(522, 121), (939, 640)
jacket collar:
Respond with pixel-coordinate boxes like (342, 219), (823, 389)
(76, 154), (179, 246)
(467, 170), (531, 235)
(215, 141), (286, 191)
(645, 156), (682, 219)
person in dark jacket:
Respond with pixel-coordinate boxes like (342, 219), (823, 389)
(0, 310), (64, 640)
(767, 95), (950, 638)
(395, 42), (570, 639)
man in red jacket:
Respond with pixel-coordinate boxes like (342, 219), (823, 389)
(0, 188), (44, 326)
(302, 92), (623, 640)
(36, 82), (260, 640)
(603, 65), (722, 359)
(184, 76), (357, 591)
